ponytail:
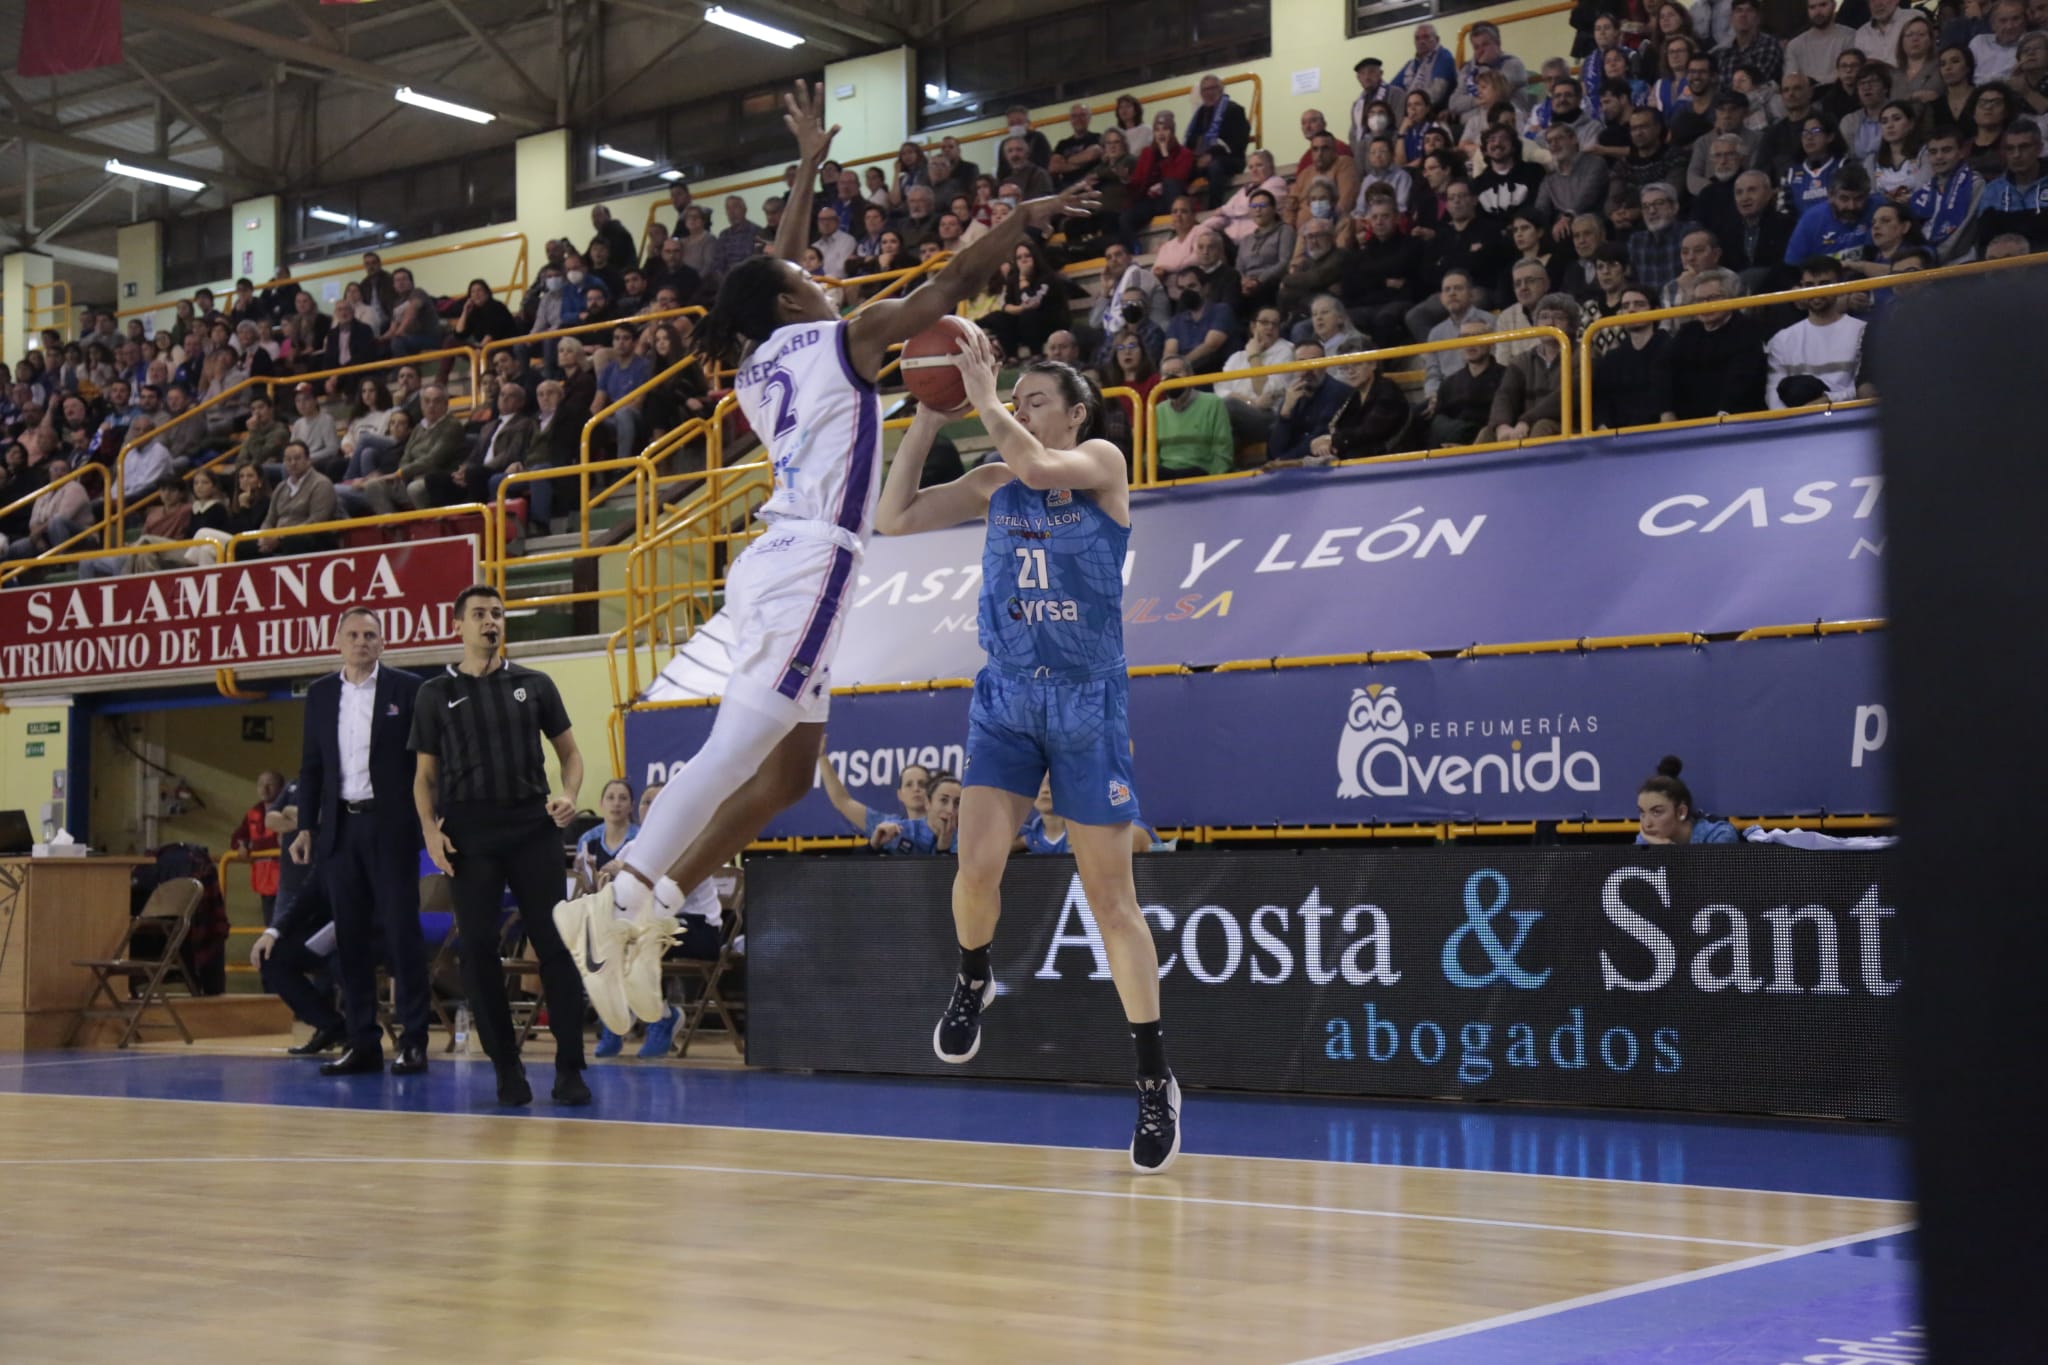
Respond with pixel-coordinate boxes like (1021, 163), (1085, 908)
(1638, 754), (1695, 819)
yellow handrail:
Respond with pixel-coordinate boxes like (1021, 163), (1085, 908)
(1142, 327), (1573, 486)
(640, 71), (1265, 241)
(491, 454), (656, 617)
(1577, 249), (2048, 433)
(1456, 3), (1577, 63)
(577, 354), (706, 550)
(222, 500), (501, 570)
(116, 231), (532, 325)
(476, 305), (706, 376)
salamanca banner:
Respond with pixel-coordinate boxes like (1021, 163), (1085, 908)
(0, 537), (477, 687)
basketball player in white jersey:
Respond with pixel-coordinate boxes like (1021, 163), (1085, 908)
(555, 82), (1098, 1031)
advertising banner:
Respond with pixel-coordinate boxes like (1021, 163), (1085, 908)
(746, 848), (1904, 1119)
(0, 537), (477, 687)
(626, 633), (1891, 831)
(814, 413), (1885, 687)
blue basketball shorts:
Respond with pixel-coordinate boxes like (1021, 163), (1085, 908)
(963, 664), (1141, 827)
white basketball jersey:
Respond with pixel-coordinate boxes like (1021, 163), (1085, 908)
(736, 320), (882, 538)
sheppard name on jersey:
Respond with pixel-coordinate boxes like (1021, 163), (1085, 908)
(739, 328), (820, 387)
(993, 510), (1086, 532)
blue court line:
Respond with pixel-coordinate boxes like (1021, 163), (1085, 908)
(0, 1050), (1911, 1201)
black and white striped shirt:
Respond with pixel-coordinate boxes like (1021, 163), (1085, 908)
(409, 660), (572, 807)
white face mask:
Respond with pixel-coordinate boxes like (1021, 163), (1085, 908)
(1368, 114), (1392, 132)
(1310, 200), (1336, 219)
(566, 271), (586, 284)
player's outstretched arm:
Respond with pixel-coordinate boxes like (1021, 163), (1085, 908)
(816, 748), (871, 830)
(874, 402), (1011, 536)
(771, 81), (840, 264)
(955, 328), (1126, 493)
(843, 180), (1101, 378)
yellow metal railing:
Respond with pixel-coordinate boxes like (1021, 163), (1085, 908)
(1577, 249), (2048, 433)
(491, 453), (657, 623)
(25, 281), (73, 351)
(1142, 327), (1574, 486)
(476, 304), (706, 378)
(115, 231), (531, 327)
(1456, 3), (1576, 62)
(640, 71), (1265, 243)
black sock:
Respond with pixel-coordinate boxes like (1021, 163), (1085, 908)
(959, 943), (991, 985)
(1132, 1020), (1167, 1079)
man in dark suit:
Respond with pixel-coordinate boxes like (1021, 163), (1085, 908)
(319, 298), (381, 371)
(290, 605), (433, 1076)
(1186, 73), (1254, 209)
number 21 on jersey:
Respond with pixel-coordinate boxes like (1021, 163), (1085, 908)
(1014, 546), (1050, 590)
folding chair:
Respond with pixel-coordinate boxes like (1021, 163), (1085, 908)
(376, 874), (467, 1050)
(500, 912), (548, 1049)
(661, 866), (746, 1059)
(68, 877), (204, 1048)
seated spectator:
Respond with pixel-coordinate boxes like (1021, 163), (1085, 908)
(811, 205), (857, 277)
(1354, 137), (1413, 216)
(1450, 24), (1531, 120)
(1000, 105), (1053, 165)
(1844, 201), (1925, 273)
(1051, 103), (1104, 186)
(1490, 258), (1556, 360)
(1616, 108), (1692, 197)
(1216, 307), (1298, 415)
(1306, 354), (1415, 461)
(1124, 113), (1195, 244)
(1786, 0), (1856, 87)
(1628, 181), (1702, 293)
(1296, 132), (1363, 241)
(1474, 127), (1547, 218)
(1204, 149), (1290, 241)
(1591, 284), (1678, 428)
(1151, 198), (1210, 281)
(1855, 0), (1907, 69)
(1161, 267), (1239, 375)
(1230, 189), (1297, 311)
(1909, 126), (1985, 260)
(817, 750), (930, 841)
(1765, 256), (1866, 407)
(380, 268), (443, 358)
(5, 455), (92, 560)
(1662, 226), (1728, 306)
(453, 280), (519, 348)
(1099, 329), (1161, 405)
(1536, 122), (1612, 227)
(588, 203), (638, 272)
(1153, 357), (1238, 478)
(1666, 268), (1768, 417)
(278, 291), (329, 373)
(1970, 0), (2026, 81)
(1960, 85), (2016, 180)
(1687, 94), (1760, 195)
(1185, 73), (1252, 208)
(998, 138), (1055, 201)
(871, 773), (961, 855)
(228, 462), (271, 536)
(593, 323), (654, 457)
(1891, 13), (1944, 106)
(1978, 122), (2048, 249)
(1559, 212), (1609, 295)
(1422, 319), (1506, 447)
(233, 393), (289, 474)
(2014, 32), (2048, 118)
(319, 299), (378, 372)
(983, 242), (1070, 362)
(288, 383), (340, 476)
(1497, 210), (1563, 300)
(1526, 75), (1599, 150)
(1276, 220), (1352, 319)
(1481, 293), (1576, 440)
(1934, 44), (1977, 131)
(674, 205), (717, 283)
(1191, 229), (1241, 303)
(1409, 180), (1511, 337)
(1397, 89), (1443, 170)
(1390, 23), (1458, 110)
(345, 385), (462, 515)
(1981, 230), (2032, 257)
(120, 413), (175, 503)
(1839, 66), (1891, 162)
(457, 378), (538, 511)
(1786, 160), (1877, 259)
(1266, 343), (1350, 463)
(79, 472), (196, 578)
(1715, 0), (1784, 85)
(1690, 133), (1749, 232)
(1636, 756), (1740, 844)
(1343, 201), (1424, 344)
(1421, 269), (1498, 396)
(714, 195), (766, 282)
(1296, 291), (1370, 360)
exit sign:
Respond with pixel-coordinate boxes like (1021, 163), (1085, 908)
(26, 721), (60, 735)
(25, 742), (45, 758)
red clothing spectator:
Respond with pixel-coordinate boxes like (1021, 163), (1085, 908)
(231, 772), (286, 925)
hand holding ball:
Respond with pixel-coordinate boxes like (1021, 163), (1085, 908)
(900, 316), (995, 414)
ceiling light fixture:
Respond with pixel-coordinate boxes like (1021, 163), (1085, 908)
(104, 159), (205, 193)
(704, 7), (804, 48)
(394, 86), (496, 124)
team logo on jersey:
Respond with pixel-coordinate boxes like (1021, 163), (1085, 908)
(1045, 488), (1072, 508)
(1108, 780), (1132, 807)
(514, 687), (527, 702)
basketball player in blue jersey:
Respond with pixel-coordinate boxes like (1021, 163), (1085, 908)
(874, 327), (1181, 1174)
(553, 81), (1099, 1037)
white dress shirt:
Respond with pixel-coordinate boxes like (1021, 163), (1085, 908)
(338, 665), (379, 802)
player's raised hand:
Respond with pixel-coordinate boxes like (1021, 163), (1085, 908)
(951, 324), (1003, 403)
(783, 80), (840, 164)
(1018, 178), (1103, 232)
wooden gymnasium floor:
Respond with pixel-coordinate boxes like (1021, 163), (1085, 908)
(0, 1044), (1918, 1364)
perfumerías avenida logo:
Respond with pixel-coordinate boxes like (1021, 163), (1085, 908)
(1335, 684), (1603, 799)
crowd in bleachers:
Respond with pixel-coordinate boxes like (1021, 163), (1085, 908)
(7, 0), (2048, 568)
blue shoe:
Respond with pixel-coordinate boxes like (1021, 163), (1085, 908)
(594, 1025), (624, 1058)
(636, 1006), (681, 1058)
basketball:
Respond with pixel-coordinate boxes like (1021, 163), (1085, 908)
(898, 315), (982, 412)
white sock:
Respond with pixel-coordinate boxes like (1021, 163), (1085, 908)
(621, 697), (794, 905)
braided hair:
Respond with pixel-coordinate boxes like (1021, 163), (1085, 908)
(694, 254), (797, 369)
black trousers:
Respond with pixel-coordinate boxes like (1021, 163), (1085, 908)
(261, 928), (343, 1034)
(325, 806), (430, 1050)
(443, 801), (583, 1072)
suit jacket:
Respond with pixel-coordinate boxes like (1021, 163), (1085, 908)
(1187, 100), (1253, 158)
(395, 415), (468, 481)
(320, 321), (381, 371)
(296, 666), (424, 861)
(473, 410), (539, 473)
(261, 470), (339, 531)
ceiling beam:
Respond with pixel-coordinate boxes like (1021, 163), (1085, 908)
(435, 0), (555, 112)
(0, 118), (255, 196)
(121, 0), (554, 130)
(0, 227), (120, 274)
(32, 177), (126, 247)
(123, 55), (268, 184)
(283, 0), (344, 50)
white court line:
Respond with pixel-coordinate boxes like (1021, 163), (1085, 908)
(0, 1052), (186, 1071)
(0, 1078), (1912, 1208)
(1278, 1221), (1918, 1365)
(0, 1153), (1795, 1250)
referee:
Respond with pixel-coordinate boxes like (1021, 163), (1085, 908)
(410, 584), (590, 1108)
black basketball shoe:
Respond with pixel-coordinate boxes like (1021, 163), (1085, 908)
(932, 974), (997, 1063)
(1131, 1073), (1182, 1175)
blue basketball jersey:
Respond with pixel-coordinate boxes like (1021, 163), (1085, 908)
(978, 480), (1128, 677)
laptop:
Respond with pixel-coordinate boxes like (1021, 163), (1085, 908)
(0, 810), (35, 856)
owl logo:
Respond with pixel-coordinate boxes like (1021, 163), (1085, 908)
(1337, 684), (1409, 798)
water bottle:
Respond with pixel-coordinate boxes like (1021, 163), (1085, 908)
(454, 1006), (471, 1053)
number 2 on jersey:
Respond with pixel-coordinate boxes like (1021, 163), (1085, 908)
(761, 365), (799, 441)
(1014, 547), (1049, 589)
